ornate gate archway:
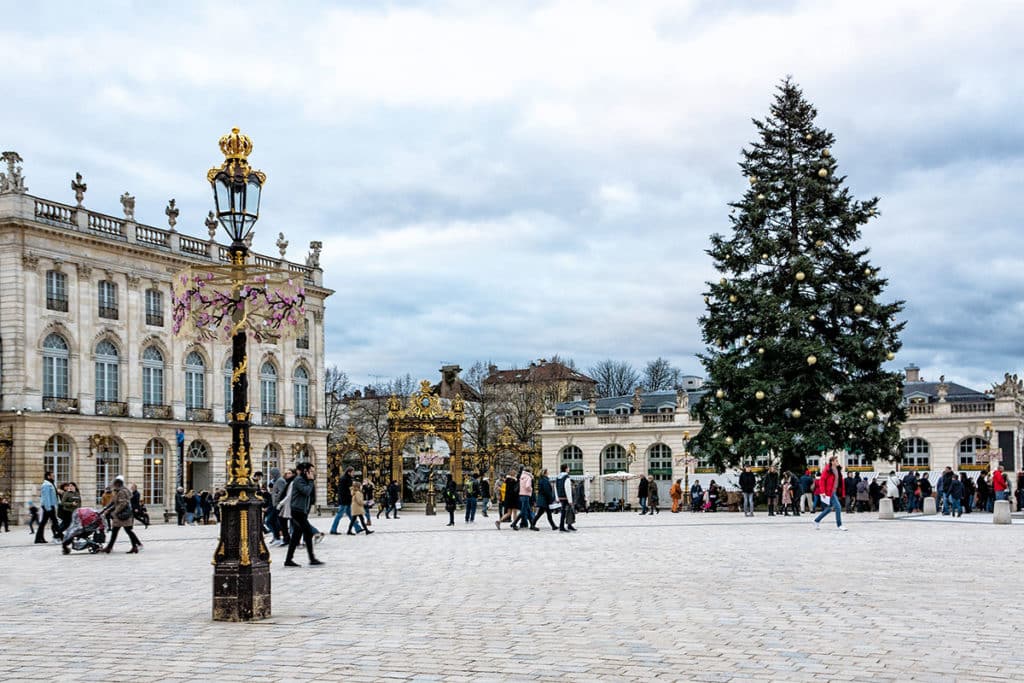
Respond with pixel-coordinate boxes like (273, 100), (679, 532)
(388, 380), (465, 501)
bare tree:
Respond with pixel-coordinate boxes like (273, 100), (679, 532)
(642, 357), (682, 391)
(588, 359), (641, 398)
(323, 365), (351, 443)
(462, 361), (500, 451)
(501, 384), (545, 447)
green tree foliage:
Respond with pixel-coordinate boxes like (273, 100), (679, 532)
(691, 79), (906, 474)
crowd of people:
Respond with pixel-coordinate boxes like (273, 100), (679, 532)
(172, 488), (225, 526)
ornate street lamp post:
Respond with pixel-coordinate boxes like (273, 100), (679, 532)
(172, 128), (306, 622)
(677, 431), (697, 509)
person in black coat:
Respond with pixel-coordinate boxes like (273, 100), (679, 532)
(637, 476), (649, 515)
(443, 475), (458, 527)
(763, 468), (780, 516)
(330, 467), (361, 534)
(739, 467), (756, 517)
(531, 469), (558, 530)
(479, 476), (491, 517)
(174, 487), (186, 526)
(284, 462), (323, 567)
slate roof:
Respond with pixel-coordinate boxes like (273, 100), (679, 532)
(902, 381), (991, 404)
(555, 389), (706, 416)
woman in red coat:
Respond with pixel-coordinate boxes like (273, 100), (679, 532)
(813, 457), (848, 531)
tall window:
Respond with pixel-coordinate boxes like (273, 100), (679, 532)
(293, 366), (310, 418)
(42, 333), (70, 398)
(184, 352), (206, 409)
(46, 270), (68, 312)
(648, 443), (673, 483)
(601, 444), (627, 474)
(296, 319), (310, 349)
(95, 341), (119, 402)
(145, 289), (163, 327)
(95, 440), (120, 504)
(98, 280), (118, 319)
(260, 362), (278, 415)
(142, 346), (164, 406)
(143, 439), (166, 505)
(958, 437), (988, 467)
(560, 445), (583, 475)
(902, 438), (930, 468)
(223, 357), (232, 414)
(262, 443), (280, 475)
(44, 435), (72, 485)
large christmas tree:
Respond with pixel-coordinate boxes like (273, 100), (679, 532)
(691, 79), (906, 474)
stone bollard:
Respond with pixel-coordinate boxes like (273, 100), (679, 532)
(879, 498), (894, 520)
(993, 500), (1012, 524)
(922, 497), (937, 515)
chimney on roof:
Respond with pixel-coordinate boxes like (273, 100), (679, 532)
(905, 364), (921, 382)
(488, 364), (497, 375)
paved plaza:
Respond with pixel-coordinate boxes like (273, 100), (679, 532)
(1, 509), (1021, 682)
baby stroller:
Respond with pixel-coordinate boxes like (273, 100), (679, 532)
(62, 507), (107, 554)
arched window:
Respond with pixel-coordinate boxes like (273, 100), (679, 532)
(44, 434), (72, 486)
(260, 362), (278, 415)
(293, 366), (310, 418)
(902, 438), (930, 468)
(95, 340), (119, 403)
(142, 346), (164, 406)
(95, 439), (120, 504)
(143, 439), (166, 505)
(648, 443), (673, 483)
(559, 445), (583, 475)
(187, 440), (209, 461)
(958, 436), (988, 467)
(223, 357), (232, 415)
(263, 443), (280, 475)
(43, 333), (70, 399)
(601, 444), (627, 474)
(184, 351), (206, 409)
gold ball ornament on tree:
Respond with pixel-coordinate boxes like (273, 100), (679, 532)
(864, 268), (873, 277)
(808, 314), (816, 321)
(757, 347), (765, 355)
(724, 436), (734, 446)
(822, 149), (831, 157)
(805, 133), (813, 141)
(749, 176), (757, 184)
(704, 295), (710, 304)
(791, 409), (802, 419)
(720, 277), (727, 286)
(854, 304), (864, 314)
(818, 168), (828, 178)
(761, 253), (769, 260)
(807, 355), (817, 366)
(886, 351), (895, 361)
(760, 439), (767, 446)
(795, 271), (806, 281)
(815, 239), (825, 248)
(757, 193), (765, 201)
(864, 410), (875, 420)
(729, 294), (737, 303)
(755, 390), (765, 400)
(715, 389), (725, 399)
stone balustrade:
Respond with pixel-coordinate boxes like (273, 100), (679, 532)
(1, 192), (323, 287)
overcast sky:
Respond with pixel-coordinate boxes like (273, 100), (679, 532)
(2, 1), (1022, 390)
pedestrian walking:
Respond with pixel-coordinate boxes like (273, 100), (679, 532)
(443, 475), (458, 527)
(480, 476), (491, 517)
(464, 472), (479, 523)
(637, 476), (649, 515)
(670, 479), (682, 513)
(647, 476), (660, 514)
(27, 501), (39, 534)
(556, 464), (576, 532)
(514, 468), (536, 530)
(284, 462), (324, 567)
(813, 457), (847, 531)
(330, 466), (362, 535)
(101, 476), (143, 553)
(781, 477), (793, 516)
(531, 468), (558, 530)
(348, 480), (373, 535)
(129, 483), (150, 528)
(495, 470), (519, 530)
(57, 482), (81, 534)
(386, 479), (401, 519)
(799, 470), (814, 514)
(34, 471), (61, 544)
(739, 466), (756, 517)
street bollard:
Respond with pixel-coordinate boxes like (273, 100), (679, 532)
(993, 499), (1012, 524)
(879, 497), (894, 520)
(922, 497), (937, 515)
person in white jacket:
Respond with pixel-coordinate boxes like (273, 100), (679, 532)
(886, 471), (901, 505)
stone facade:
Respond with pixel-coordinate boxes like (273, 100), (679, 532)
(541, 371), (1024, 504)
(0, 160), (333, 518)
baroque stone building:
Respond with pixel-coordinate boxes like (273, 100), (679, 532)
(0, 152), (333, 520)
(540, 367), (1024, 505)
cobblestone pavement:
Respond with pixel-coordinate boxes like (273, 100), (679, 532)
(1, 508), (1021, 682)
